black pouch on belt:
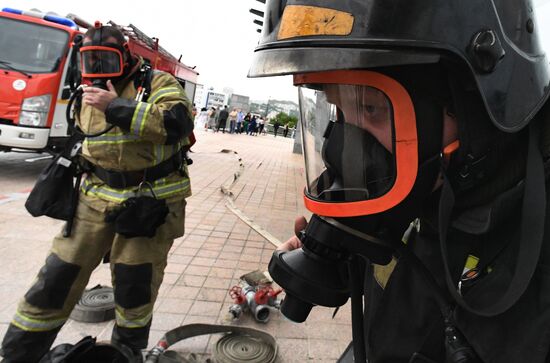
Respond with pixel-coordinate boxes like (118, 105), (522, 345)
(105, 183), (169, 238)
(25, 133), (84, 222)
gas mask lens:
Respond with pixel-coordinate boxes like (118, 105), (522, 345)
(80, 46), (124, 78)
(298, 84), (396, 203)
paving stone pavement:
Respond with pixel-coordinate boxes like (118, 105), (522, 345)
(0, 129), (352, 362)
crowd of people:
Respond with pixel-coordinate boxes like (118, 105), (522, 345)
(192, 105), (293, 137)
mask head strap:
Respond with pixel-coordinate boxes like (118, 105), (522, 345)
(92, 21), (103, 46)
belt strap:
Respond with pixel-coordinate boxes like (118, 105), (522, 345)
(86, 151), (184, 189)
(145, 323), (278, 363)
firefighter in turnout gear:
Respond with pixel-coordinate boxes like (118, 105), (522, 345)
(0, 24), (193, 362)
(251, 1), (550, 362)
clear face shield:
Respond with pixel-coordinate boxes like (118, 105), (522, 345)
(295, 70), (419, 217)
(80, 44), (124, 79)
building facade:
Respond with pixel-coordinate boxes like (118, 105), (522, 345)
(193, 84), (206, 108)
(229, 94), (250, 112)
(205, 90), (226, 110)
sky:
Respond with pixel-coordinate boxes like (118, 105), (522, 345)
(1, 0), (297, 102)
(4, 0), (550, 104)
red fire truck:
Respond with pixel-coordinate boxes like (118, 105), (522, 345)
(0, 8), (198, 153)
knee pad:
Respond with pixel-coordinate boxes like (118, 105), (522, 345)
(25, 254), (81, 310)
(113, 263), (152, 309)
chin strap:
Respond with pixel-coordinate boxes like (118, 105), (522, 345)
(438, 120), (546, 316)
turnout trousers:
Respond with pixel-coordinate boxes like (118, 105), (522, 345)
(0, 196), (186, 363)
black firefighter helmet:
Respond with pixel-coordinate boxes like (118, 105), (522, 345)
(251, 0), (550, 328)
(249, 0), (550, 132)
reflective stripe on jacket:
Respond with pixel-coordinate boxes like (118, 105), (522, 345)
(78, 62), (193, 205)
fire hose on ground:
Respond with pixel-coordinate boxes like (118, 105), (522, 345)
(144, 324), (278, 363)
(145, 150), (284, 362)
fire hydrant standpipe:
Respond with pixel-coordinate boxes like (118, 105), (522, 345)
(228, 283), (282, 323)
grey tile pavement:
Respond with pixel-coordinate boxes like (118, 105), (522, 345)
(0, 129), (352, 361)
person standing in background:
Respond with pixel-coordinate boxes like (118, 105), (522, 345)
(258, 117), (265, 135)
(208, 107), (218, 131)
(273, 121), (280, 137)
(236, 109), (244, 134)
(196, 107), (209, 131)
(228, 108), (238, 134)
(216, 105), (229, 133)
(243, 112), (251, 134)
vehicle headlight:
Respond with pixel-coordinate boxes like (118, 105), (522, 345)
(19, 94), (51, 127)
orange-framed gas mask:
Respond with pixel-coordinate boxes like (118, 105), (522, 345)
(80, 43), (125, 79)
(79, 22), (129, 80)
(295, 70), (418, 218)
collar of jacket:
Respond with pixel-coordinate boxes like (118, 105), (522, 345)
(113, 55), (143, 94)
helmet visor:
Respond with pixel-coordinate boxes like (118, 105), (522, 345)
(80, 45), (124, 78)
(295, 70), (418, 217)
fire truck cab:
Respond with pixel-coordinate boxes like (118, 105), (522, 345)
(0, 8), (198, 153)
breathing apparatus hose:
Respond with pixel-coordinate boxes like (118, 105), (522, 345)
(66, 85), (115, 137)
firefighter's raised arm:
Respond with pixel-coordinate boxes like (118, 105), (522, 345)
(103, 71), (194, 145)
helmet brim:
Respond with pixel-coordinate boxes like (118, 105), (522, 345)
(248, 46), (441, 78)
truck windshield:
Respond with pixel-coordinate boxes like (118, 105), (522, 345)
(0, 16), (69, 73)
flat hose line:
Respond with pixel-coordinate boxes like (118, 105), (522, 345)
(218, 149), (282, 248)
(143, 150), (279, 362)
(145, 323), (278, 363)
(69, 285), (115, 323)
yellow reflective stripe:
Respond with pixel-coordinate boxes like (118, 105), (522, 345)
(139, 103), (152, 136)
(130, 102), (145, 135)
(82, 180), (132, 203)
(85, 133), (140, 145)
(151, 91), (180, 104)
(130, 102), (152, 137)
(115, 307), (152, 328)
(154, 179), (191, 199)
(149, 86), (179, 100)
(154, 144), (166, 165)
(149, 87), (181, 104)
(12, 312), (66, 332)
(82, 178), (190, 203)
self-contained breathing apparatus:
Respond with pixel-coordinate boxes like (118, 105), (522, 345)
(250, 1), (550, 362)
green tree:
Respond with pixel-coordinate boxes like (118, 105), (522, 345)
(271, 112), (298, 128)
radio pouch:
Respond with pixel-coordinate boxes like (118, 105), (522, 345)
(105, 184), (169, 238)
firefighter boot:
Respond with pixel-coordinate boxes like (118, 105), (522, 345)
(112, 322), (150, 363)
(0, 323), (61, 363)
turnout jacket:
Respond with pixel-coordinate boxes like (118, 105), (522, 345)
(78, 62), (194, 209)
(364, 186), (550, 363)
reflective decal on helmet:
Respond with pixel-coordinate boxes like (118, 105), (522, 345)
(278, 5), (354, 40)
